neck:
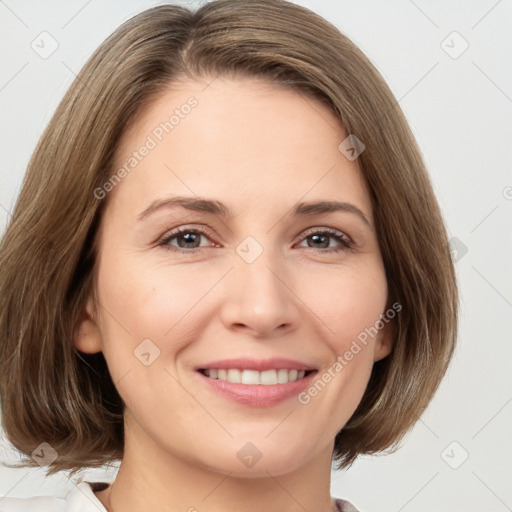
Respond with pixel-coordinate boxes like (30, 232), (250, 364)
(99, 413), (336, 512)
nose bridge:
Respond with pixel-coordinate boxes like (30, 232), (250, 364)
(219, 238), (298, 336)
(239, 247), (282, 299)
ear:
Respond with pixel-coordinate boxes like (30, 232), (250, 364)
(74, 294), (103, 354)
(373, 314), (395, 362)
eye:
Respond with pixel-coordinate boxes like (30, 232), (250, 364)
(158, 225), (354, 254)
(158, 226), (218, 253)
(296, 227), (353, 253)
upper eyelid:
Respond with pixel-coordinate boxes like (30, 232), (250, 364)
(300, 226), (351, 241)
(160, 224), (352, 246)
(159, 225), (219, 248)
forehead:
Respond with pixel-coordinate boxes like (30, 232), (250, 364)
(106, 77), (372, 222)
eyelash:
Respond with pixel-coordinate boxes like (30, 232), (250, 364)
(158, 226), (354, 254)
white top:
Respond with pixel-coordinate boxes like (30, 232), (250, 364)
(0, 481), (107, 511)
(0, 481), (361, 512)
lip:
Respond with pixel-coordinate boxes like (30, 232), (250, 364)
(195, 357), (315, 372)
(196, 369), (317, 407)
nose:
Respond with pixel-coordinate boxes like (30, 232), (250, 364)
(218, 248), (300, 339)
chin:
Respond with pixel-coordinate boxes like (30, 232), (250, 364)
(190, 441), (315, 478)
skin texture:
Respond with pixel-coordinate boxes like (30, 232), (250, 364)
(74, 77), (394, 512)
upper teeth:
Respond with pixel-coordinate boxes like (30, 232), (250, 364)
(204, 369), (307, 385)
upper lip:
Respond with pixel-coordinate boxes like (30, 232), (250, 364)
(196, 358), (316, 372)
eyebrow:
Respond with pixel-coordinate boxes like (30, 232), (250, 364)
(137, 196), (371, 227)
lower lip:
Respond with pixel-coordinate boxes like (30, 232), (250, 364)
(196, 370), (317, 407)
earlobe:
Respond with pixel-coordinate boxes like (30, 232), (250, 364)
(73, 295), (103, 354)
(373, 318), (395, 362)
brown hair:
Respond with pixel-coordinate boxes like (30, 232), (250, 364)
(0, 0), (458, 477)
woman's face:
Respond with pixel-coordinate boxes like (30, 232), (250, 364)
(76, 77), (394, 477)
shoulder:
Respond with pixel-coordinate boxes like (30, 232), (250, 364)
(0, 481), (108, 512)
(333, 497), (363, 512)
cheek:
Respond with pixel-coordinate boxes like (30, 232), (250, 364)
(296, 260), (388, 349)
(94, 251), (219, 376)
(293, 268), (387, 438)
(93, 262), (197, 421)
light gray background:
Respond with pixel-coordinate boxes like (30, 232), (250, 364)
(1, 1), (511, 511)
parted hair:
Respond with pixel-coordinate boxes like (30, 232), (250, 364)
(0, 0), (458, 477)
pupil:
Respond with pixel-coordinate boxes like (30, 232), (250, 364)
(310, 234), (328, 248)
(179, 232), (199, 248)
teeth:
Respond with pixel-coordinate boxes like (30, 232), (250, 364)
(203, 368), (307, 385)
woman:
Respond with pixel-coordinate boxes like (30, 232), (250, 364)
(0, 1), (458, 511)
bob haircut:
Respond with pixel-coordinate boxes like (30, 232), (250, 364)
(0, 0), (458, 477)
